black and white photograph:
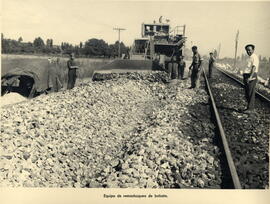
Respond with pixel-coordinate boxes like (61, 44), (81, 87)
(1, 0), (270, 203)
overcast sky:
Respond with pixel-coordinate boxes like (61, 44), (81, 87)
(2, 0), (270, 58)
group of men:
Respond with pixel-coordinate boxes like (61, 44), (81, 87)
(167, 46), (215, 89)
(166, 44), (259, 113)
(65, 43), (259, 113)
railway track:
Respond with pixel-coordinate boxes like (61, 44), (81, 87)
(204, 67), (270, 189)
(215, 67), (270, 104)
(202, 68), (241, 189)
(1, 70), (268, 189)
(0, 71), (239, 188)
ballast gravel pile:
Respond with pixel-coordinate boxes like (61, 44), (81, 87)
(1, 71), (222, 188)
(1, 93), (27, 107)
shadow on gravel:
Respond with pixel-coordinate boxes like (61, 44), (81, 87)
(184, 101), (234, 189)
(216, 105), (243, 114)
(208, 103), (235, 189)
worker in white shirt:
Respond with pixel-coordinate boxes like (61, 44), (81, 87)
(242, 44), (259, 113)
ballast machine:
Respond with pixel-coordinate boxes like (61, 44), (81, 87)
(92, 20), (187, 80)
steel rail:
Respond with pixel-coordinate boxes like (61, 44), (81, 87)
(202, 68), (242, 189)
(215, 67), (270, 104)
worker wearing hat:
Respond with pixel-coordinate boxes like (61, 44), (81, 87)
(189, 46), (203, 88)
(242, 44), (259, 113)
(67, 53), (79, 89)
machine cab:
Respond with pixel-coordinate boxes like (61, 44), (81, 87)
(130, 38), (149, 60)
(142, 23), (170, 38)
(131, 21), (186, 60)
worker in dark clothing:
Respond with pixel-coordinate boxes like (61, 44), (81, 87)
(168, 55), (179, 80)
(67, 53), (79, 89)
(208, 52), (215, 78)
(178, 55), (186, 80)
(189, 46), (203, 88)
(242, 44), (259, 113)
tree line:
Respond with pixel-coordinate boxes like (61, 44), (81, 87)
(1, 33), (129, 58)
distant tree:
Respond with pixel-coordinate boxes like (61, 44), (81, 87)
(54, 46), (61, 54)
(60, 42), (74, 54)
(1, 38), (20, 53)
(18, 42), (34, 53)
(1, 33), (5, 53)
(110, 41), (128, 57)
(1, 33), (126, 57)
(33, 37), (45, 49)
(84, 38), (109, 56)
(18, 37), (23, 43)
(73, 45), (78, 56)
(46, 39), (50, 47)
(107, 44), (116, 58)
(46, 39), (53, 48)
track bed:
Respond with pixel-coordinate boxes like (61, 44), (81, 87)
(1, 71), (226, 188)
(209, 68), (270, 189)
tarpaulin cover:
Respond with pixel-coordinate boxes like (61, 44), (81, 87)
(1, 63), (50, 93)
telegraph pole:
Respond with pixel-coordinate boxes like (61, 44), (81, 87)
(113, 28), (126, 58)
(217, 43), (221, 59)
(234, 30), (239, 72)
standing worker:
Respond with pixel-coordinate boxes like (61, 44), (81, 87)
(208, 52), (215, 78)
(67, 53), (79, 89)
(178, 55), (186, 80)
(168, 55), (179, 80)
(189, 46), (203, 89)
(242, 44), (259, 113)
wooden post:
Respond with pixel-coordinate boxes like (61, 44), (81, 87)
(234, 30), (239, 73)
(113, 28), (126, 58)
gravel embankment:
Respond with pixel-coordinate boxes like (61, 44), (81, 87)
(215, 65), (270, 99)
(209, 69), (270, 189)
(1, 93), (27, 107)
(1, 71), (223, 188)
